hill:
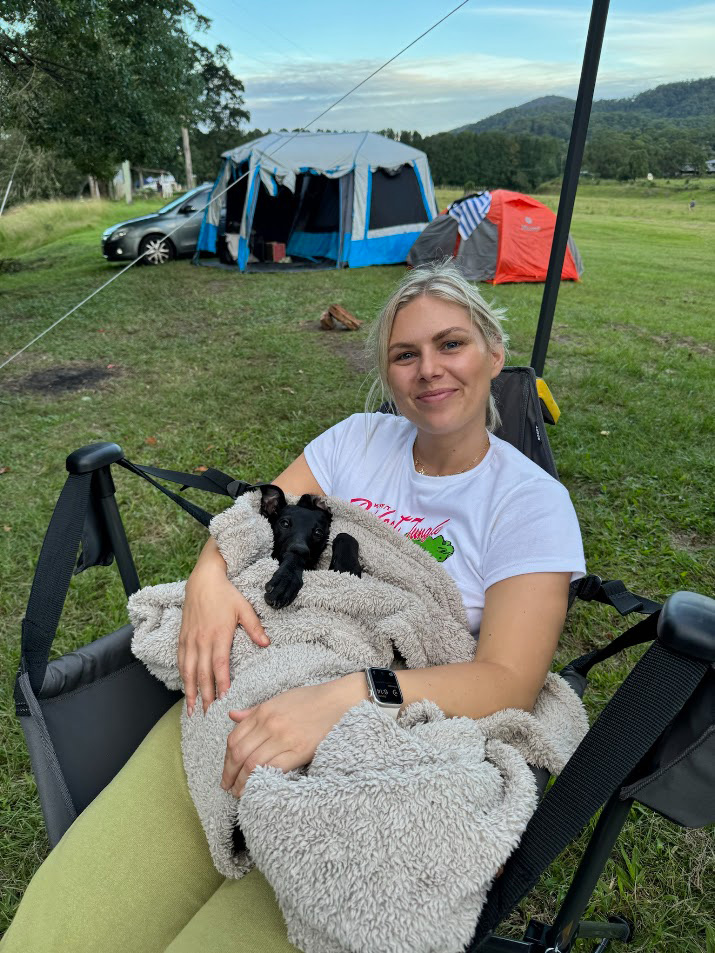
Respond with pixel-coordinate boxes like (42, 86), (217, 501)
(452, 77), (715, 140)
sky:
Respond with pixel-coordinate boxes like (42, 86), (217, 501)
(189, 0), (714, 136)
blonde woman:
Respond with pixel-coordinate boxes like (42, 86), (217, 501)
(3, 261), (584, 952)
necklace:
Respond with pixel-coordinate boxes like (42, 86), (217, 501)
(413, 431), (490, 477)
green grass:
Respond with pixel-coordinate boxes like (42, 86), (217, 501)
(1, 184), (713, 947)
(0, 195), (167, 259)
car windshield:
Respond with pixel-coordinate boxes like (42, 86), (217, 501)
(157, 188), (209, 215)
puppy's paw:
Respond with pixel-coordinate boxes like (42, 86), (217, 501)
(265, 568), (302, 608)
(329, 532), (362, 577)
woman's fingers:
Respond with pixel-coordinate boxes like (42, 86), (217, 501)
(232, 751), (297, 798)
(236, 593), (270, 647)
(222, 719), (265, 792)
(212, 647), (232, 704)
(224, 739), (296, 798)
(181, 644), (198, 717)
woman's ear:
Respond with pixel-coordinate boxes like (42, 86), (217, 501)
(490, 345), (505, 379)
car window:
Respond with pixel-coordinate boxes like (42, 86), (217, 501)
(158, 188), (210, 215)
(181, 191), (211, 213)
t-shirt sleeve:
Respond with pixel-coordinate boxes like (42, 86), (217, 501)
(304, 415), (361, 496)
(483, 478), (586, 590)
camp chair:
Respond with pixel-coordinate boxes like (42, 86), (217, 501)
(14, 365), (715, 952)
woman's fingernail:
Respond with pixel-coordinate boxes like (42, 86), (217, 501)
(187, 704), (193, 717)
(220, 691), (227, 701)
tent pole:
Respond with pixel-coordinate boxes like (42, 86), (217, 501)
(531, 0), (610, 377)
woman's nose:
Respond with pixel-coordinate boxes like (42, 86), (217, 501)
(418, 349), (443, 379)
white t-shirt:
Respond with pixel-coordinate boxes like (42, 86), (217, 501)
(304, 413), (586, 637)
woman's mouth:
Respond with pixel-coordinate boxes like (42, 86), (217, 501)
(416, 389), (457, 403)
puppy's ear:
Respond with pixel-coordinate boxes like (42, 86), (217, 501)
(297, 494), (331, 514)
(260, 484), (286, 522)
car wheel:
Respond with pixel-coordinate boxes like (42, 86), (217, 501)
(139, 234), (176, 265)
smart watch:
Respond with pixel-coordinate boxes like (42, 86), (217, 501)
(365, 667), (403, 719)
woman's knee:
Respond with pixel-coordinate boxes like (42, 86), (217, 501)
(2, 701), (223, 953)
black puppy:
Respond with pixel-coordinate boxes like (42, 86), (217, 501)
(257, 484), (361, 608)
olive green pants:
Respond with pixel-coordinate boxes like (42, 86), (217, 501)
(1, 702), (299, 953)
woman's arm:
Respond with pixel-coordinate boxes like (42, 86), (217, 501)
(221, 571), (571, 795)
(179, 453), (324, 716)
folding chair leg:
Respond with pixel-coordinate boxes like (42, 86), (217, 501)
(95, 466), (140, 596)
(546, 794), (634, 950)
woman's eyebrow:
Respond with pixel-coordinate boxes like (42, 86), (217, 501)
(388, 327), (470, 351)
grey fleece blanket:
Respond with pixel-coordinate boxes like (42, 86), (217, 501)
(129, 491), (588, 953)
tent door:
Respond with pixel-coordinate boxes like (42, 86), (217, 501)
(248, 181), (301, 264)
(286, 174), (342, 264)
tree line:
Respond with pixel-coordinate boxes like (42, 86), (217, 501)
(2, 6), (713, 210)
(0, 0), (250, 205)
(379, 125), (713, 188)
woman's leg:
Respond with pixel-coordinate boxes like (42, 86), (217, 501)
(1, 701), (224, 953)
(164, 870), (300, 953)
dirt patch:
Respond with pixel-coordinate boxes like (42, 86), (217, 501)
(8, 362), (117, 394)
(300, 321), (369, 374)
(0, 257), (50, 274)
(611, 323), (714, 357)
(669, 530), (713, 553)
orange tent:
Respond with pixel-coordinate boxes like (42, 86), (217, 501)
(408, 189), (583, 284)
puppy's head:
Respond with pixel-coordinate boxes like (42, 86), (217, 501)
(259, 486), (332, 567)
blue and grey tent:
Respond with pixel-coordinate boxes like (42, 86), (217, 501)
(195, 131), (437, 271)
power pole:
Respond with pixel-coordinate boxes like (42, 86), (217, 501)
(181, 126), (195, 190)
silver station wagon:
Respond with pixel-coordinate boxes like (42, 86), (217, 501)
(101, 185), (213, 265)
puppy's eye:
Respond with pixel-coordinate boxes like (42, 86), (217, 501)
(278, 518), (291, 528)
(313, 528), (326, 539)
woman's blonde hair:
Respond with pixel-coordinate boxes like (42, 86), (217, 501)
(365, 260), (509, 432)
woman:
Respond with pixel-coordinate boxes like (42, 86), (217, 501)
(2, 262), (585, 952)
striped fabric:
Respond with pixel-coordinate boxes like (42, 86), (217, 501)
(448, 191), (492, 240)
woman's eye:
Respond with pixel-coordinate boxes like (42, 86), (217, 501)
(395, 351), (415, 362)
(443, 340), (463, 350)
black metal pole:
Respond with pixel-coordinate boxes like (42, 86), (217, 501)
(531, 0), (610, 377)
(547, 793), (633, 950)
(95, 467), (141, 597)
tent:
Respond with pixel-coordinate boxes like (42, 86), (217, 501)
(196, 131), (438, 271)
(407, 189), (583, 284)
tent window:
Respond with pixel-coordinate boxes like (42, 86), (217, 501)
(368, 165), (428, 230)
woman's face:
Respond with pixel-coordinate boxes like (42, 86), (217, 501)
(386, 294), (504, 439)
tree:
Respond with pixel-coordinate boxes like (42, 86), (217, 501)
(0, 1), (249, 181)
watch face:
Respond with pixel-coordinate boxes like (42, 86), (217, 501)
(369, 668), (403, 705)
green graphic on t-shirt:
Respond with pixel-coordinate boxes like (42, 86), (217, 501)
(412, 534), (454, 562)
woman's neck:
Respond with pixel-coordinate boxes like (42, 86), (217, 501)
(413, 426), (490, 477)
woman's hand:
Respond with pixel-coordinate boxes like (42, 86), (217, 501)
(179, 568), (270, 717)
(221, 675), (366, 797)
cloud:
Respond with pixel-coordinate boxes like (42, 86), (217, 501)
(235, 4), (715, 134)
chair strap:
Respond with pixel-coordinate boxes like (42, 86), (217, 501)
(470, 638), (709, 948)
(117, 460), (221, 527)
(569, 574), (661, 616)
(567, 610), (661, 678)
(15, 457), (244, 711)
(15, 471), (93, 703)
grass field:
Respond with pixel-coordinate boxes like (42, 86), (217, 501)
(1, 181), (714, 948)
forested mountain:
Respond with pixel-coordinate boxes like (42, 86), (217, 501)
(452, 78), (715, 138)
(385, 78), (715, 189)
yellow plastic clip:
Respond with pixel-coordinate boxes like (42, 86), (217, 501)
(536, 378), (560, 425)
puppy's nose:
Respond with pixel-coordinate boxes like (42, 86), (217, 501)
(287, 542), (310, 558)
